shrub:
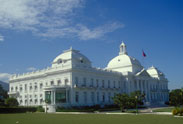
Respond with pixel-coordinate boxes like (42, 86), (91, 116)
(5, 98), (19, 107)
(172, 108), (180, 115)
(0, 107), (37, 113)
(179, 108), (183, 116)
(37, 106), (44, 112)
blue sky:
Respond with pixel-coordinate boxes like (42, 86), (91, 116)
(0, 0), (182, 90)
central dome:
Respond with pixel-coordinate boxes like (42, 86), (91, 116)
(52, 47), (91, 68)
(107, 42), (143, 74)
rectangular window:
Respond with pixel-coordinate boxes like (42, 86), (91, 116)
(75, 77), (78, 86)
(91, 92), (94, 103)
(83, 78), (86, 86)
(108, 92), (111, 102)
(24, 84), (27, 91)
(102, 80), (105, 88)
(15, 86), (18, 91)
(40, 83), (43, 89)
(75, 92), (79, 103)
(108, 80), (110, 88)
(45, 91), (51, 103)
(90, 78), (94, 87)
(56, 91), (66, 103)
(96, 79), (99, 87)
(29, 86), (32, 91)
(11, 87), (14, 91)
(40, 99), (43, 104)
(65, 79), (68, 85)
(57, 80), (61, 85)
(118, 81), (120, 88)
(102, 92), (105, 102)
(84, 92), (87, 103)
(51, 81), (54, 86)
(113, 81), (116, 88)
(97, 92), (99, 103)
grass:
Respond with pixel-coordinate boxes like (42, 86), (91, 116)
(0, 113), (183, 124)
(153, 107), (174, 112)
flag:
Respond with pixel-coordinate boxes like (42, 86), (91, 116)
(142, 50), (146, 57)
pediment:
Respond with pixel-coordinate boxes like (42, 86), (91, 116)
(136, 69), (150, 77)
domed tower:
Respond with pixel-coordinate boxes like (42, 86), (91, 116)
(107, 42), (143, 74)
(52, 47), (92, 68)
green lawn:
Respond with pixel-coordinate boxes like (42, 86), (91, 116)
(0, 113), (183, 124)
(153, 107), (174, 112)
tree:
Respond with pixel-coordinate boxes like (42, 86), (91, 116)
(0, 84), (8, 106)
(169, 89), (183, 106)
(113, 91), (145, 112)
(112, 93), (131, 112)
(5, 97), (19, 107)
(130, 91), (145, 107)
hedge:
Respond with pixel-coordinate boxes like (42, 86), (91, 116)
(0, 107), (37, 113)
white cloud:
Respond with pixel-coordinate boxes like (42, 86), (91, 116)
(27, 67), (36, 71)
(0, 0), (124, 40)
(0, 34), (4, 42)
(39, 22), (124, 40)
(0, 73), (11, 82)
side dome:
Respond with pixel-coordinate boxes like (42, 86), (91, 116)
(52, 47), (91, 68)
(107, 42), (143, 74)
(146, 66), (166, 79)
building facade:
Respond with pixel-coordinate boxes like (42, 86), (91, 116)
(8, 42), (169, 112)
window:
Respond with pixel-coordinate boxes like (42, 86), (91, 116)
(35, 99), (37, 104)
(75, 92), (79, 103)
(113, 81), (116, 88)
(40, 83), (43, 89)
(108, 80), (110, 88)
(20, 86), (23, 92)
(34, 83), (37, 91)
(51, 81), (54, 86)
(56, 91), (66, 103)
(40, 94), (42, 97)
(97, 92), (99, 102)
(84, 92), (87, 103)
(40, 99), (43, 104)
(65, 79), (69, 85)
(118, 81), (120, 88)
(11, 87), (14, 91)
(57, 80), (61, 85)
(24, 84), (27, 91)
(57, 59), (62, 64)
(75, 77), (78, 86)
(45, 91), (51, 103)
(83, 78), (86, 86)
(102, 92), (105, 102)
(91, 92), (94, 103)
(102, 80), (105, 88)
(96, 79), (99, 87)
(90, 78), (94, 87)
(15, 86), (18, 91)
(29, 85), (32, 91)
(108, 92), (111, 102)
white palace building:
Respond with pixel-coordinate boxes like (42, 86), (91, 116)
(8, 42), (169, 112)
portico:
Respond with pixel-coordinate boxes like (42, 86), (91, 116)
(44, 86), (70, 112)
